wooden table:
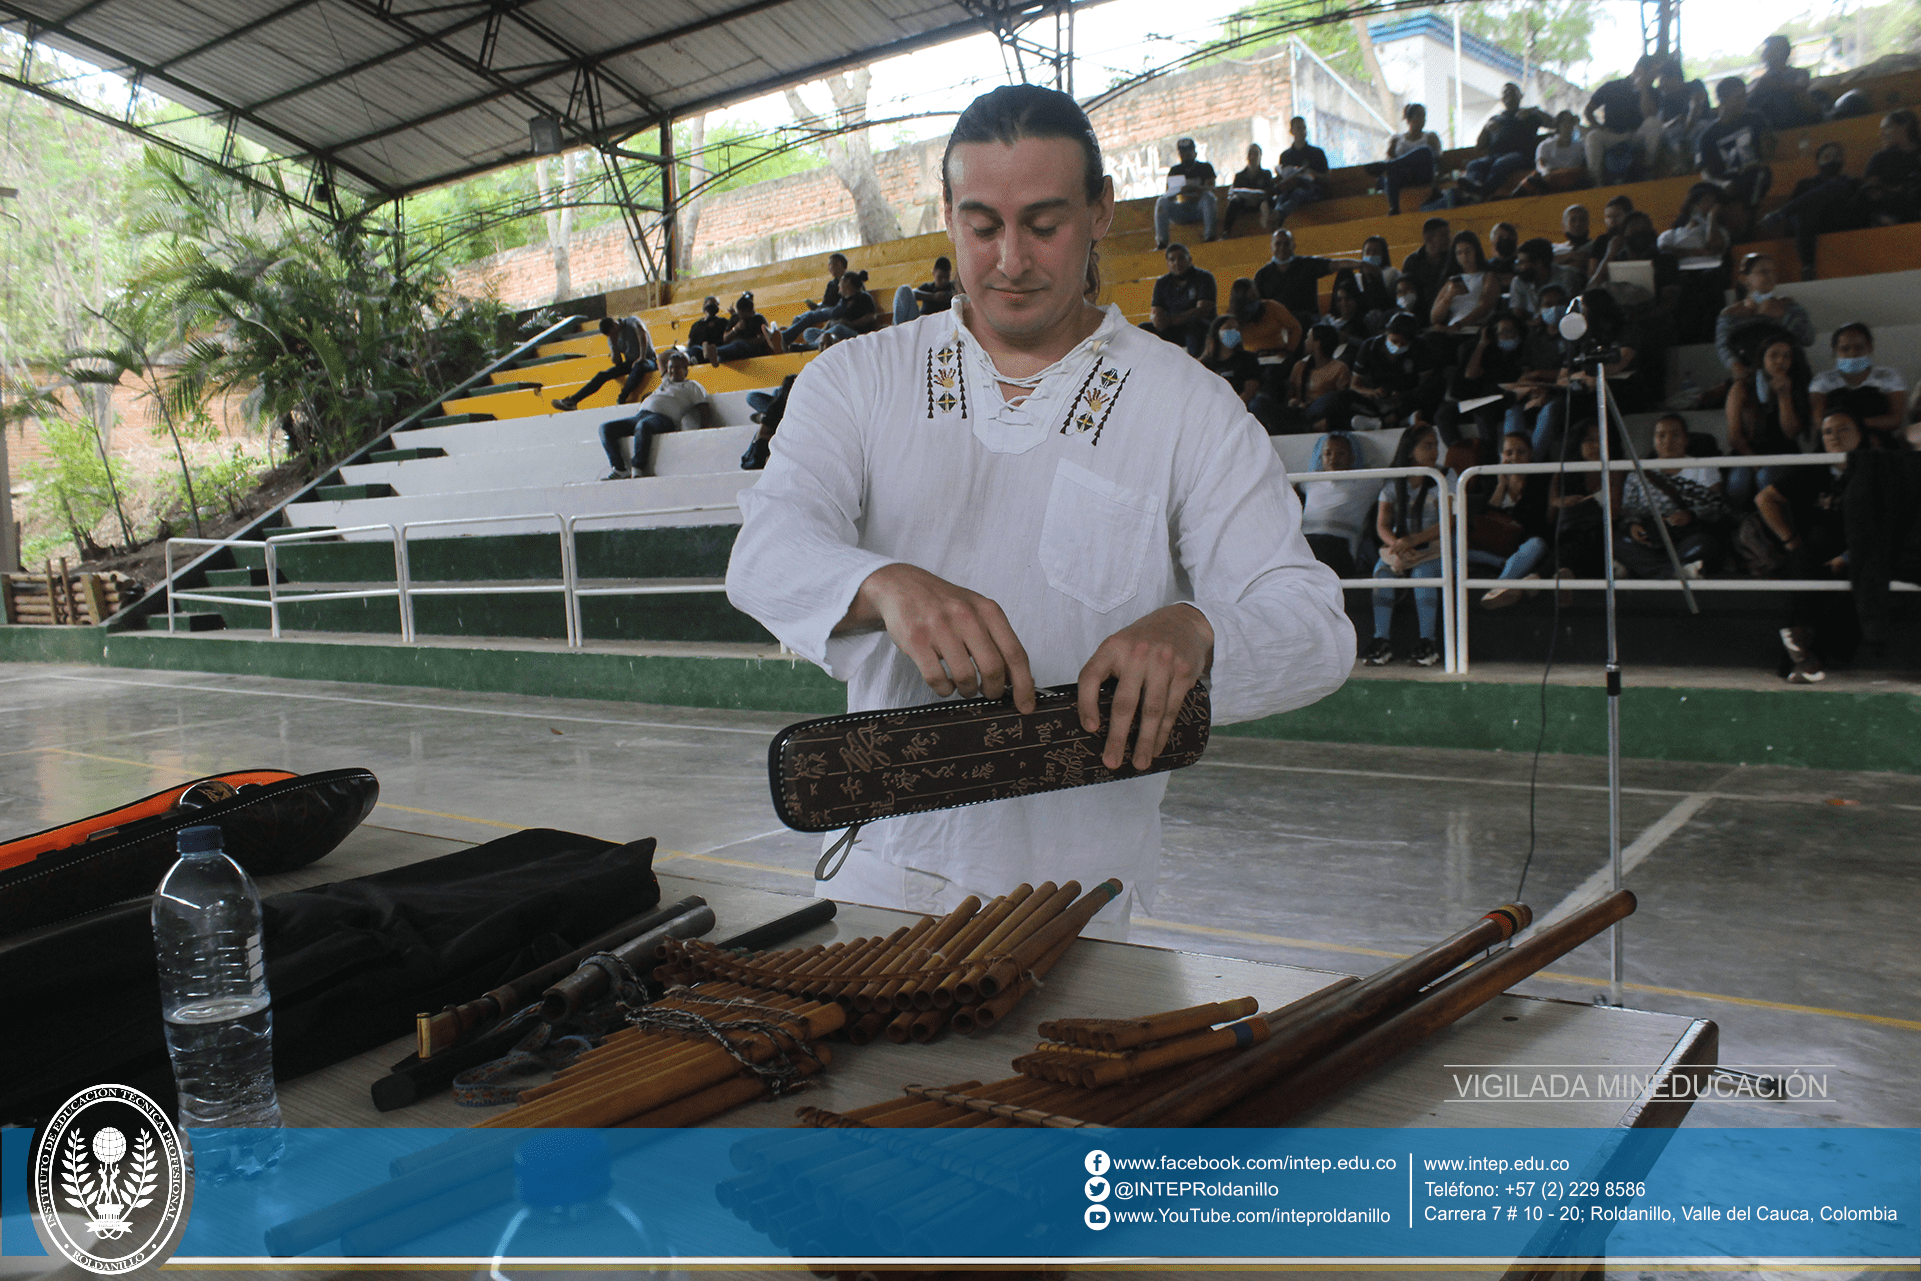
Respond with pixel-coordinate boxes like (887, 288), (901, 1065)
(272, 825), (1718, 1134)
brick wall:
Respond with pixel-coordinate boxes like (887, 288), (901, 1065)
(447, 56), (1300, 308)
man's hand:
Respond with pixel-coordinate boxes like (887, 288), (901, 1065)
(1077, 605), (1214, 772)
(844, 563), (1037, 709)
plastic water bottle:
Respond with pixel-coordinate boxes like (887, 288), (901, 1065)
(482, 1134), (672, 1280)
(153, 825), (283, 1179)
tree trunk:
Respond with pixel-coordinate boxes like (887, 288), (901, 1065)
(1349, 17), (1401, 126)
(786, 68), (903, 246)
(535, 152), (578, 302)
(678, 114), (708, 276)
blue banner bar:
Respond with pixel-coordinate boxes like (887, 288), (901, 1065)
(6, 1127), (1914, 1262)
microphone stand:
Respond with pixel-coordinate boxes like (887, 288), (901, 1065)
(1563, 321), (1698, 1007)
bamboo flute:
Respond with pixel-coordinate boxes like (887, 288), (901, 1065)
(975, 878), (1124, 998)
(960, 930), (1077, 1030)
(950, 881), (1077, 1005)
(815, 923), (925, 998)
(862, 896), (980, 1011)
(1043, 996), (1261, 1051)
(909, 888), (1028, 1010)
(537, 903), (716, 1022)
(613, 1046), (832, 1127)
(1110, 903), (1531, 1127)
(1077, 1016), (1271, 1087)
(939, 881), (1062, 1005)
(1215, 890), (1637, 1126)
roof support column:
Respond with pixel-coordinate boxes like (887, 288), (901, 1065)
(658, 117), (677, 284)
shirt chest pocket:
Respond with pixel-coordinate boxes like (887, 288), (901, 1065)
(1038, 460), (1163, 614)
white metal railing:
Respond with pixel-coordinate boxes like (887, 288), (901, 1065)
(1294, 466), (1459, 673)
(266, 525), (405, 640)
(1449, 452), (1920, 673)
(396, 512), (575, 646)
(164, 525), (402, 635)
(561, 504), (743, 649)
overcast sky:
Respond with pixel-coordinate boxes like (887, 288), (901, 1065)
(742, 0), (1840, 144)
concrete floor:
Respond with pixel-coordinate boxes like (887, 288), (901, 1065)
(4, 658), (1912, 1140)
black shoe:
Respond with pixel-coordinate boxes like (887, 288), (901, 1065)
(551, 398), (576, 411)
(1362, 638), (1394, 666)
(1409, 639), (1440, 667)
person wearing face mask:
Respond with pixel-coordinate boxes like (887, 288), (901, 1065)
(1590, 211), (1681, 359)
(1332, 234), (1397, 319)
(1200, 314), (1276, 430)
(1441, 310), (1530, 450)
(1863, 110), (1921, 226)
(1759, 144), (1866, 281)
(1810, 323), (1907, 446)
(1285, 324), (1354, 435)
(1715, 253), (1813, 380)
(1350, 312), (1442, 433)
(1485, 222), (1521, 277)
(1725, 334), (1814, 506)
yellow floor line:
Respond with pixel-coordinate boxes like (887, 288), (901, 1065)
(374, 802), (525, 831)
(41, 746), (191, 769)
(1133, 916), (1921, 1031)
(658, 850), (815, 879)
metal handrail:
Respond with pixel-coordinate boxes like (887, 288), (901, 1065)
(1450, 452), (1917, 672)
(1294, 465), (1458, 672)
(264, 525), (403, 640)
(561, 503), (744, 649)
(396, 512), (574, 647)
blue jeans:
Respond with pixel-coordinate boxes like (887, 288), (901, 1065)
(1373, 554), (1443, 641)
(1272, 180), (1328, 223)
(572, 356), (655, 403)
(1463, 149), (1532, 194)
(1381, 147), (1435, 215)
(893, 286), (919, 326)
(1468, 537), (1549, 580)
(801, 322), (858, 348)
(600, 410), (676, 475)
(1154, 191), (1218, 244)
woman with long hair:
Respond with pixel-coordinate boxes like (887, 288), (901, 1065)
(1284, 323), (1354, 434)
(1364, 422), (1449, 667)
(1429, 231), (1497, 336)
(1725, 332), (1814, 503)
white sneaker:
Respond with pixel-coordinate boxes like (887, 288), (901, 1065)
(1682, 560), (1705, 580)
(602, 468), (631, 481)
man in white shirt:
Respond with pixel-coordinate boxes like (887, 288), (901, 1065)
(598, 349), (713, 479)
(725, 85), (1353, 937)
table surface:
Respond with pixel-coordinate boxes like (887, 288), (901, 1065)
(269, 824), (1716, 1133)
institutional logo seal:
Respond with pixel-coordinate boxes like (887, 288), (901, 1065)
(32, 1085), (190, 1274)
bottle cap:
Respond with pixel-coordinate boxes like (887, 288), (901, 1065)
(176, 825), (223, 854)
(514, 1132), (611, 1207)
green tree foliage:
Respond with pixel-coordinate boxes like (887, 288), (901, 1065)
(1217, 1), (1597, 82)
(679, 117), (827, 200)
(18, 413), (135, 564)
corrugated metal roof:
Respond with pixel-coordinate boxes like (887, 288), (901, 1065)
(0, 0), (1044, 196)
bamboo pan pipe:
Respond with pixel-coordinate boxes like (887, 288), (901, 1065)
(975, 878), (1123, 998)
(1113, 902), (1531, 1127)
(1174, 891), (1635, 1128)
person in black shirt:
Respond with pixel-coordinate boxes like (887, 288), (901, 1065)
(1351, 312), (1443, 430)
(1756, 412), (1865, 681)
(1864, 109), (1921, 225)
(1199, 316), (1279, 430)
(551, 315), (656, 411)
(688, 296), (728, 364)
(1697, 78), (1775, 238)
(798, 270), (879, 349)
(1747, 35), (1821, 129)
(1463, 83), (1552, 197)
(1398, 218), (1453, 320)
(1224, 143), (1272, 236)
(1142, 243), (1217, 356)
(1154, 137), (1219, 247)
(1272, 116), (1332, 224)
(782, 252), (850, 342)
(1759, 142), (1867, 278)
(891, 256), (958, 324)
(1254, 228), (1344, 327)
(1584, 55), (1664, 182)
(713, 292), (777, 364)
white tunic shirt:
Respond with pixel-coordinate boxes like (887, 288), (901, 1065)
(725, 301), (1353, 907)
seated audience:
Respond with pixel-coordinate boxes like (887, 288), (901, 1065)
(1351, 312), (1444, 432)
(1590, 211), (1682, 353)
(799, 270), (879, 349)
(551, 315), (656, 412)
(597, 349), (712, 480)
(739, 373), (796, 471)
(1725, 332), (1815, 505)
(1142, 243), (1217, 356)
(1716, 252), (1814, 379)
(1429, 231), (1498, 338)
(1298, 431), (1376, 578)
(1760, 143), (1866, 280)
(1584, 56), (1665, 183)
(1587, 194), (1635, 267)
(1531, 290), (1647, 460)
(1658, 182), (1732, 259)
(711, 291), (779, 364)
(1256, 228), (1346, 327)
(1328, 281), (1377, 344)
(1284, 323), (1355, 434)
(1747, 35), (1821, 129)
(1507, 237), (1580, 324)
(1399, 217), (1454, 319)
(1755, 413), (1866, 682)
(1546, 419), (1626, 578)
(782, 253), (850, 341)
(1486, 222), (1521, 277)
(1473, 432), (1555, 607)
(1615, 413), (1730, 579)
(1155, 137), (1218, 248)
(1553, 203), (1593, 266)
(1656, 187), (1731, 341)
(1200, 316), (1275, 430)
(1369, 103), (1443, 216)
(892, 257), (957, 325)
(1224, 143), (1273, 236)
(1516, 110), (1589, 197)
(1441, 310), (1530, 447)
(1697, 77), (1775, 239)
(1333, 234), (1398, 316)
(687, 296), (728, 364)
(1464, 83), (1553, 198)
(1221, 277), (1302, 403)
(1365, 423), (1449, 667)
(1652, 58), (1712, 163)
(1811, 323), (1907, 446)
(1863, 110), (1921, 226)
(1272, 117), (1333, 225)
